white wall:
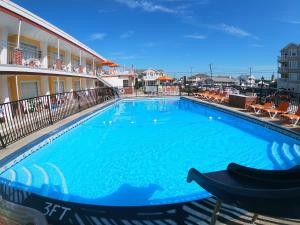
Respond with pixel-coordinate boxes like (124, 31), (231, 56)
(0, 75), (10, 103)
(102, 76), (129, 88)
(40, 41), (48, 68)
(0, 27), (8, 64)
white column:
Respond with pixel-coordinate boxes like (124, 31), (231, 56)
(15, 75), (20, 100)
(0, 27), (8, 64)
(40, 76), (50, 95)
(57, 39), (60, 59)
(66, 77), (73, 92)
(0, 75), (10, 103)
(17, 20), (22, 49)
(82, 56), (87, 73)
(41, 41), (48, 69)
(66, 50), (72, 72)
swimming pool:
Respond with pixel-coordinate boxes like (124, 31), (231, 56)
(1, 97), (300, 207)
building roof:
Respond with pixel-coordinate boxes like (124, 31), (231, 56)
(189, 74), (208, 79)
(207, 76), (236, 83)
(281, 43), (300, 51)
(0, 0), (106, 61)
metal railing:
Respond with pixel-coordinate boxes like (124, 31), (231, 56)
(114, 85), (181, 97)
(7, 42), (42, 68)
(0, 87), (116, 148)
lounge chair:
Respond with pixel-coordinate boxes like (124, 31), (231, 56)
(205, 91), (219, 100)
(213, 93), (228, 103)
(197, 91), (210, 99)
(249, 102), (273, 114)
(261, 101), (289, 119)
(280, 107), (300, 127)
(187, 164), (300, 225)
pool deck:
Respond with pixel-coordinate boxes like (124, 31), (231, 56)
(0, 96), (300, 225)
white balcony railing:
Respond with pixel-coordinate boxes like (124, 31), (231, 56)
(0, 42), (98, 77)
(7, 42), (42, 68)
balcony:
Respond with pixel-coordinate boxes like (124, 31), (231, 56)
(0, 42), (98, 79)
(278, 56), (288, 62)
(278, 67), (289, 73)
(7, 43), (43, 68)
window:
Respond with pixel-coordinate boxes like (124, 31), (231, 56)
(289, 61), (298, 69)
(73, 81), (81, 91)
(290, 73), (299, 81)
(51, 52), (65, 65)
(289, 49), (298, 57)
(123, 80), (129, 87)
(72, 59), (80, 66)
(54, 80), (65, 93)
(20, 42), (40, 60)
(86, 64), (92, 73)
(21, 81), (38, 99)
(148, 81), (157, 86)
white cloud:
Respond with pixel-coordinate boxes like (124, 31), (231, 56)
(120, 30), (135, 39)
(115, 0), (176, 13)
(89, 33), (106, 41)
(217, 24), (251, 38)
(184, 34), (206, 40)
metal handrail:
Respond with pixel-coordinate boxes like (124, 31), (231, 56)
(0, 87), (116, 148)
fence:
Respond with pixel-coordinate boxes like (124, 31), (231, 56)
(187, 85), (300, 113)
(115, 85), (181, 97)
(0, 87), (116, 148)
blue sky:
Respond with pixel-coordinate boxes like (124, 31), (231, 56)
(13, 0), (300, 78)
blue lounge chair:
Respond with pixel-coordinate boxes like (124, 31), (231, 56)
(187, 163), (300, 224)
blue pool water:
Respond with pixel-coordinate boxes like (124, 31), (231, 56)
(1, 98), (300, 206)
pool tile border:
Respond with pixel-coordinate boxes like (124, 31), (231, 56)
(0, 99), (120, 174)
(182, 97), (300, 141)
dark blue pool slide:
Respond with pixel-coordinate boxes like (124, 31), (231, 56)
(187, 163), (300, 224)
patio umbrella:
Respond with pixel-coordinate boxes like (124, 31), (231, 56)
(156, 76), (173, 82)
(109, 63), (119, 67)
(100, 60), (113, 66)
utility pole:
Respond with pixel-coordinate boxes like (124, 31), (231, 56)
(209, 64), (213, 87)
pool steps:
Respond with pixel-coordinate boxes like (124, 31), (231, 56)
(270, 142), (300, 169)
(5, 163), (68, 195)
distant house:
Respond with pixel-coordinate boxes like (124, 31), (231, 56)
(101, 66), (136, 94)
(204, 76), (236, 87)
(278, 43), (300, 92)
(140, 69), (165, 93)
(237, 75), (256, 87)
(187, 74), (208, 86)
